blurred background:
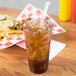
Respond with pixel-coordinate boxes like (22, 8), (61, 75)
(0, 0), (59, 15)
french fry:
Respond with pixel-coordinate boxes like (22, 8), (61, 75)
(0, 15), (24, 39)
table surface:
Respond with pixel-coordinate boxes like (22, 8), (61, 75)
(0, 7), (76, 76)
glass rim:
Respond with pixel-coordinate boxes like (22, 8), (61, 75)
(23, 19), (53, 33)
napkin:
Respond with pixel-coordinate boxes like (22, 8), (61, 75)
(16, 40), (66, 60)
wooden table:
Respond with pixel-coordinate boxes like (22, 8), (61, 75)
(0, 7), (76, 76)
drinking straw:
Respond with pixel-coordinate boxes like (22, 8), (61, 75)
(40, 2), (51, 25)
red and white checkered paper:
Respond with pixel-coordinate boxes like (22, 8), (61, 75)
(0, 36), (25, 49)
(0, 3), (65, 49)
(16, 3), (66, 34)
